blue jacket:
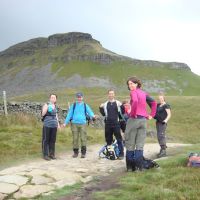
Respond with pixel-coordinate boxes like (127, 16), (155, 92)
(64, 102), (94, 125)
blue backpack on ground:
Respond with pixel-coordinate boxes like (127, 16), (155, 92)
(99, 140), (120, 160)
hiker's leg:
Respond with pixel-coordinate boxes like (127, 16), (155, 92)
(156, 122), (167, 157)
(105, 124), (113, 145)
(113, 124), (124, 156)
(49, 127), (57, 159)
(125, 118), (137, 151)
(126, 150), (135, 171)
(42, 126), (50, 158)
(125, 118), (138, 171)
(80, 124), (87, 157)
(71, 124), (79, 156)
(135, 119), (147, 170)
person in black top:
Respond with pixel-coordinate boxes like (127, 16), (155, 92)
(99, 89), (125, 158)
(154, 93), (171, 158)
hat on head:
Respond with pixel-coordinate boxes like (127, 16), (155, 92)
(76, 92), (83, 97)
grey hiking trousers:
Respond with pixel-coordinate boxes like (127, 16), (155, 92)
(125, 118), (147, 151)
(156, 121), (167, 149)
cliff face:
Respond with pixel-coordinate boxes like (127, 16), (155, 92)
(0, 32), (191, 70)
(48, 32), (96, 47)
(0, 32), (98, 57)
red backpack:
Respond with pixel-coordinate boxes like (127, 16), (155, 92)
(187, 153), (200, 167)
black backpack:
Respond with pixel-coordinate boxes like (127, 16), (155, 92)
(142, 157), (159, 169)
(71, 102), (90, 125)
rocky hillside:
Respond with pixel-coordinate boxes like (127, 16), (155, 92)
(0, 32), (199, 97)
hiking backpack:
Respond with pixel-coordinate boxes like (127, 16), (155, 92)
(187, 152), (200, 167)
(142, 157), (159, 169)
(99, 140), (120, 160)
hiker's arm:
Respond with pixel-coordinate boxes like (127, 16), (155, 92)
(146, 94), (157, 119)
(120, 104), (125, 115)
(99, 104), (105, 116)
(42, 104), (48, 116)
(56, 113), (61, 129)
(63, 105), (73, 126)
(86, 104), (95, 119)
(163, 108), (171, 123)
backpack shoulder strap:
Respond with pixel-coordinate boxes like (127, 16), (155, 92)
(84, 103), (87, 116)
(71, 102), (76, 121)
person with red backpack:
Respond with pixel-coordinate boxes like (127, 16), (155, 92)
(63, 92), (96, 158)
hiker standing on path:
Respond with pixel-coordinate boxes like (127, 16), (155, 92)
(154, 93), (171, 158)
(63, 92), (96, 158)
(41, 94), (60, 161)
(99, 89), (125, 158)
(125, 77), (157, 171)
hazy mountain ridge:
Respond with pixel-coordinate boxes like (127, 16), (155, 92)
(0, 32), (199, 97)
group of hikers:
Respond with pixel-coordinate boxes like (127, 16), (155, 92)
(41, 76), (171, 171)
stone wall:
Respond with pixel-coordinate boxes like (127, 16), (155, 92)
(0, 102), (68, 123)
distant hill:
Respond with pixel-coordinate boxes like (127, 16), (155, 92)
(0, 32), (199, 97)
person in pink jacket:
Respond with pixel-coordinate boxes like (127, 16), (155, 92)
(125, 76), (157, 171)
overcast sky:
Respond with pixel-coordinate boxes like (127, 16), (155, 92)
(1, 0), (200, 75)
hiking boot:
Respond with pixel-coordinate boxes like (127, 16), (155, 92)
(81, 154), (86, 158)
(157, 149), (166, 158)
(72, 148), (79, 158)
(43, 155), (51, 161)
(72, 153), (78, 158)
(49, 155), (56, 160)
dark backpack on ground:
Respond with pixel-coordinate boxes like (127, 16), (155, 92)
(142, 157), (159, 169)
(71, 102), (90, 125)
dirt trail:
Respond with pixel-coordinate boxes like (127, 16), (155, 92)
(0, 143), (190, 200)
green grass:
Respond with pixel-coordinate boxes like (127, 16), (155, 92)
(92, 144), (200, 200)
(0, 113), (104, 169)
(34, 183), (82, 200)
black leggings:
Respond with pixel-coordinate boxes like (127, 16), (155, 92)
(42, 126), (57, 156)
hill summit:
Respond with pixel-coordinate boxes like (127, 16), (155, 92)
(0, 32), (199, 97)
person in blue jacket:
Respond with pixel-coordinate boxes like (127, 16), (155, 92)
(63, 92), (96, 158)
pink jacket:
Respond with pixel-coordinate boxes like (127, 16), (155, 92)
(129, 88), (157, 118)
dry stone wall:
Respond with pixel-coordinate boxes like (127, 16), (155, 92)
(0, 102), (67, 123)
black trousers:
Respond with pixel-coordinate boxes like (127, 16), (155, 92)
(105, 123), (122, 145)
(42, 126), (57, 157)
